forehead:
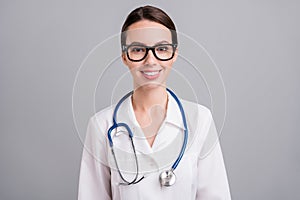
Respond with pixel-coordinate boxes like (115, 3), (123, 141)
(125, 21), (172, 45)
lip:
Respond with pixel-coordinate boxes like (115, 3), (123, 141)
(140, 69), (162, 80)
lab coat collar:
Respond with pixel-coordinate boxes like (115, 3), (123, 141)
(164, 91), (185, 130)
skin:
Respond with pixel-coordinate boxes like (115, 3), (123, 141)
(121, 20), (178, 147)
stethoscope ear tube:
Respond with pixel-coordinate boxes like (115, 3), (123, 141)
(108, 116), (141, 184)
(112, 91), (133, 125)
(110, 135), (144, 185)
(108, 122), (134, 147)
(166, 88), (188, 171)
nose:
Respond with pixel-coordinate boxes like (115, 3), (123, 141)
(144, 49), (157, 65)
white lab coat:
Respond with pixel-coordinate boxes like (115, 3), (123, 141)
(78, 91), (231, 200)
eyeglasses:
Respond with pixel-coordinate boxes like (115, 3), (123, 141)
(122, 43), (177, 62)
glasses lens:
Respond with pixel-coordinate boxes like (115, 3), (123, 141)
(127, 45), (147, 61)
(155, 44), (174, 60)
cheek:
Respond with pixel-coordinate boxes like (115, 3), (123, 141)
(161, 61), (173, 70)
(127, 63), (143, 76)
(127, 63), (140, 71)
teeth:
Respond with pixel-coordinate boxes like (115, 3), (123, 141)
(143, 71), (159, 76)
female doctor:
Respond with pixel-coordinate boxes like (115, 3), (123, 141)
(78, 5), (231, 200)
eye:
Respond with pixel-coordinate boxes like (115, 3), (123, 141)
(156, 45), (170, 52)
(130, 46), (146, 53)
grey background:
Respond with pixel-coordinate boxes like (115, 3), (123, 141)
(1, 0), (299, 199)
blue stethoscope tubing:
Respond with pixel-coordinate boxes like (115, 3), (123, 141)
(107, 88), (188, 186)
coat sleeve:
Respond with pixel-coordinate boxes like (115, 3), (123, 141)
(196, 111), (231, 200)
(78, 116), (112, 200)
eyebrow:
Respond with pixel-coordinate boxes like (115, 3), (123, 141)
(128, 40), (171, 46)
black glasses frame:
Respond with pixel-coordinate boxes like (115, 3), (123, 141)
(122, 43), (178, 62)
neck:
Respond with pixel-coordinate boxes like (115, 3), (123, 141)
(132, 86), (168, 112)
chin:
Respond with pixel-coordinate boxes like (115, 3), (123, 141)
(135, 81), (166, 91)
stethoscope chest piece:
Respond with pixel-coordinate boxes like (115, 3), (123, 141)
(159, 170), (176, 187)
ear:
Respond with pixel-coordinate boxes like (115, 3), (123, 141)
(121, 52), (128, 66)
(172, 48), (178, 63)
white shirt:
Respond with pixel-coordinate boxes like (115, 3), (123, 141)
(78, 91), (231, 200)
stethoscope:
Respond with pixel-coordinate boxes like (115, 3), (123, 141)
(107, 88), (188, 187)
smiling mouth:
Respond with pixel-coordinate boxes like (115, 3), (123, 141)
(142, 70), (161, 76)
(140, 70), (162, 79)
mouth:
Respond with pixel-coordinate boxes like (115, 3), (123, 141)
(140, 69), (162, 80)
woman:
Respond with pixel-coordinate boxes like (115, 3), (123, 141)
(78, 5), (231, 200)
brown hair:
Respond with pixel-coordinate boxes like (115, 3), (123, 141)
(121, 5), (178, 46)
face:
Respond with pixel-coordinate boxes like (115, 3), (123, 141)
(122, 20), (178, 90)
